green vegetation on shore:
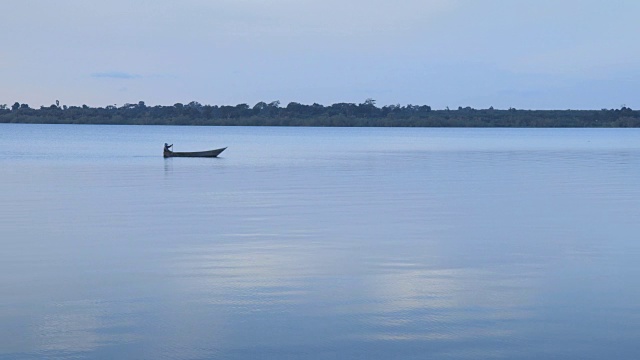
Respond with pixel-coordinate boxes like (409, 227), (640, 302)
(1, 100), (638, 127)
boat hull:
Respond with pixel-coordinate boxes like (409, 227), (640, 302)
(164, 147), (227, 158)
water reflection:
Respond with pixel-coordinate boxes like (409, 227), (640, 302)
(2, 299), (141, 360)
(172, 238), (325, 307)
(358, 265), (535, 343)
(169, 235), (539, 357)
(36, 301), (134, 353)
(3, 125), (640, 359)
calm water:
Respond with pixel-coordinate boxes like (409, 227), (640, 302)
(2, 124), (640, 359)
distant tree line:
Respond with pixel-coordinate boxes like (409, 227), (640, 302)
(1, 99), (639, 127)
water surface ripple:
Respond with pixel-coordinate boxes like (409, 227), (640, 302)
(1, 125), (640, 359)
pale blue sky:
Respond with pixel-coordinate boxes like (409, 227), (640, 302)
(2, 0), (638, 109)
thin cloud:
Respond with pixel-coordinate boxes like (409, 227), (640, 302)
(91, 71), (141, 79)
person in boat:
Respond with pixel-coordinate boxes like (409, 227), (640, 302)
(164, 143), (173, 152)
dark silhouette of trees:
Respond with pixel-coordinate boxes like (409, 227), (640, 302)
(0, 99), (638, 127)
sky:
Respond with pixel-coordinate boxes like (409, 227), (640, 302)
(1, 0), (639, 110)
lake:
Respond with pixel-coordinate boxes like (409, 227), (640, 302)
(1, 124), (640, 359)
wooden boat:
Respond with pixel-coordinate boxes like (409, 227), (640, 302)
(163, 146), (227, 158)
